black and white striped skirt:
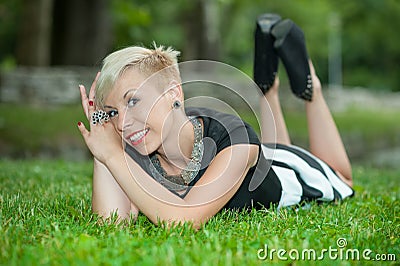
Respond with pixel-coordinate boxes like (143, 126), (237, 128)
(223, 143), (355, 210)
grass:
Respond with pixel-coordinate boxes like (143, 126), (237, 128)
(0, 160), (399, 265)
(0, 102), (399, 265)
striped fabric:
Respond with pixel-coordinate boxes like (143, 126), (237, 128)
(261, 144), (354, 209)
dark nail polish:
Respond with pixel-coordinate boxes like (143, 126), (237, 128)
(89, 100), (94, 106)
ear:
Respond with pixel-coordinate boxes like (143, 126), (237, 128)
(167, 80), (184, 101)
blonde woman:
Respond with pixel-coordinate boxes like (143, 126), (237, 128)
(78, 15), (353, 229)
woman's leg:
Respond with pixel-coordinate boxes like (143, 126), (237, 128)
(260, 76), (291, 145)
(306, 61), (353, 186)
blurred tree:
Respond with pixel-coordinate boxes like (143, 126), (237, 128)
(181, 0), (221, 60)
(110, 0), (152, 48)
(0, 0), (22, 69)
(110, 0), (222, 61)
(51, 0), (112, 66)
(1, 0), (399, 91)
(333, 0), (400, 91)
(15, 0), (53, 66)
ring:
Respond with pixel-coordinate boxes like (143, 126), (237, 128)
(91, 110), (110, 125)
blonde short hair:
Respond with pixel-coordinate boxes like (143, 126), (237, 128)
(95, 43), (181, 108)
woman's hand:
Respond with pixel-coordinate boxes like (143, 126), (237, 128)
(77, 72), (123, 164)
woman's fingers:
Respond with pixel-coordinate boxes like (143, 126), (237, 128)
(89, 72), (101, 100)
(87, 96), (96, 128)
(79, 84), (90, 118)
(87, 72), (100, 124)
(79, 72), (100, 120)
(77, 121), (89, 140)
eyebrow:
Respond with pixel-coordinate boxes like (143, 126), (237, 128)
(103, 88), (138, 109)
(123, 89), (137, 99)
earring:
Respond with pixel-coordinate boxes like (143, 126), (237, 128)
(172, 100), (181, 109)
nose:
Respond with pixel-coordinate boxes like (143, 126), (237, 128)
(116, 109), (126, 133)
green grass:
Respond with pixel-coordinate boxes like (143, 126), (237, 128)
(0, 160), (399, 265)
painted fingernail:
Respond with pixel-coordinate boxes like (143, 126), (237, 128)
(89, 100), (94, 106)
(78, 121), (82, 126)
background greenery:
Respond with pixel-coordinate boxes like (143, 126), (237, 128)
(1, 0), (400, 91)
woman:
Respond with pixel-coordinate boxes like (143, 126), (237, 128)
(77, 15), (354, 229)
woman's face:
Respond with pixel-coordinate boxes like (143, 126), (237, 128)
(103, 67), (178, 155)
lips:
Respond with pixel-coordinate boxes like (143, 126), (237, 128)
(126, 128), (150, 145)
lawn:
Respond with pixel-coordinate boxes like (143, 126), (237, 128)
(0, 160), (398, 265)
(0, 102), (399, 265)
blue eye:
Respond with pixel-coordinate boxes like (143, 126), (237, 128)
(107, 110), (118, 118)
(128, 98), (139, 107)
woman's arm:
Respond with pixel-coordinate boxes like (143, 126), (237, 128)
(92, 158), (139, 220)
(78, 74), (139, 221)
(78, 107), (258, 227)
(102, 143), (259, 229)
(78, 73), (258, 228)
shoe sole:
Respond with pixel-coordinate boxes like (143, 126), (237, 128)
(257, 13), (282, 34)
(271, 19), (294, 49)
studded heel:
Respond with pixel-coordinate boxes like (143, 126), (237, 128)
(272, 19), (313, 101)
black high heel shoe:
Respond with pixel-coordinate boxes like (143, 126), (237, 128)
(272, 19), (313, 101)
(253, 13), (281, 94)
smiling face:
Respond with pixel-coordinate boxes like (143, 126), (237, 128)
(103, 67), (180, 155)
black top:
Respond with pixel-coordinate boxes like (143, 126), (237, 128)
(125, 108), (354, 211)
(187, 108), (354, 209)
(125, 107), (281, 210)
(184, 107), (261, 184)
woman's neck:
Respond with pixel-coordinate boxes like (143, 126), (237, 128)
(156, 114), (195, 174)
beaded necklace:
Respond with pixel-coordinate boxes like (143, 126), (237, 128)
(149, 116), (203, 191)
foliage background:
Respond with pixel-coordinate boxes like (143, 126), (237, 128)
(1, 0), (400, 91)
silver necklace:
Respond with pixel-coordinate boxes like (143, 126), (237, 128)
(149, 116), (203, 191)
